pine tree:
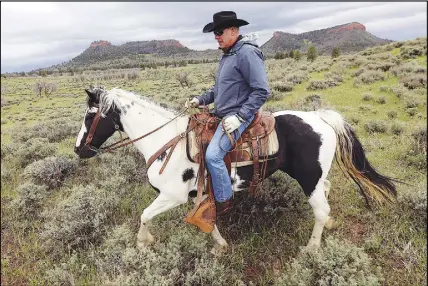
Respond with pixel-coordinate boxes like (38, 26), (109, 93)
(307, 45), (318, 62)
(332, 47), (341, 58)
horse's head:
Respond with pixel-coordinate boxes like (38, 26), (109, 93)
(74, 86), (123, 158)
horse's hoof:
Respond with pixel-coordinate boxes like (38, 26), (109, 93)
(210, 244), (228, 257)
(325, 217), (338, 230)
(137, 233), (154, 248)
(303, 242), (320, 252)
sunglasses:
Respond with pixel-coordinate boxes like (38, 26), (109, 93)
(213, 29), (225, 36)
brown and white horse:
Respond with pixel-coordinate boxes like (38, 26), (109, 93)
(74, 87), (397, 255)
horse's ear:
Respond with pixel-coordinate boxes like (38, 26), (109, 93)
(85, 89), (95, 98)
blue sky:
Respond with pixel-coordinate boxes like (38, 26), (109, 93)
(1, 2), (427, 73)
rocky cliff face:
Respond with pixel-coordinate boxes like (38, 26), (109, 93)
(262, 22), (391, 55)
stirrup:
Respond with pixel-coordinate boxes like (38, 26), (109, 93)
(184, 198), (216, 233)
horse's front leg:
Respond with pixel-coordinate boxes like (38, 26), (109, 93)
(210, 224), (228, 256)
(137, 193), (182, 248)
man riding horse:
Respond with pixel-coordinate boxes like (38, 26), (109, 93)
(189, 11), (270, 215)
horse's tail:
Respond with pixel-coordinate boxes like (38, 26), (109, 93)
(316, 110), (397, 207)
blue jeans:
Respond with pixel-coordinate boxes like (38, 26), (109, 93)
(205, 115), (254, 202)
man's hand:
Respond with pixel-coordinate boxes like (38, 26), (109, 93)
(223, 115), (243, 133)
(188, 97), (199, 108)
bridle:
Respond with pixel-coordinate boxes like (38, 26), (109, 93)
(82, 106), (190, 155)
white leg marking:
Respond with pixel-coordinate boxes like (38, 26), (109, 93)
(137, 193), (182, 248)
(210, 224), (228, 256)
(307, 179), (331, 248)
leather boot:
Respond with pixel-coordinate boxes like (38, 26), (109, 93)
(216, 199), (232, 216)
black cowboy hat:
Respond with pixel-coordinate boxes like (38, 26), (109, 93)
(203, 11), (249, 33)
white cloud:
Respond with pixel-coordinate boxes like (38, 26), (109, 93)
(1, 2), (426, 72)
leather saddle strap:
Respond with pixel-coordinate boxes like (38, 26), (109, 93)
(187, 141), (207, 218)
(146, 126), (195, 173)
(249, 138), (260, 195)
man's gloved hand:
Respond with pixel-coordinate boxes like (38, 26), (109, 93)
(188, 97), (199, 108)
(223, 115), (244, 133)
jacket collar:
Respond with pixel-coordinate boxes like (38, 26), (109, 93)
(220, 35), (243, 54)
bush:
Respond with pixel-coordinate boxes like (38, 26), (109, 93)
(353, 68), (366, 77)
(127, 70), (140, 81)
(364, 120), (388, 134)
(23, 156), (77, 189)
(390, 62), (426, 77)
(400, 74), (427, 90)
(176, 72), (193, 88)
(273, 81), (294, 92)
(324, 71), (344, 83)
(307, 79), (338, 91)
(356, 70), (386, 84)
(10, 183), (49, 218)
(404, 95), (421, 108)
(267, 90), (286, 102)
(375, 96), (386, 104)
(14, 138), (57, 167)
(275, 237), (382, 285)
(390, 85), (407, 98)
(387, 110), (398, 119)
(12, 119), (80, 143)
(390, 121), (405, 135)
(362, 93), (373, 101)
(95, 226), (242, 285)
(398, 182), (427, 226)
(41, 185), (121, 249)
(406, 108), (418, 117)
(284, 71), (309, 85)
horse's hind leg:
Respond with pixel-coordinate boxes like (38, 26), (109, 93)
(323, 179), (337, 230)
(210, 225), (228, 256)
(137, 193), (182, 248)
(307, 178), (331, 248)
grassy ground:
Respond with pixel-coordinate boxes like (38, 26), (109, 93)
(1, 38), (426, 285)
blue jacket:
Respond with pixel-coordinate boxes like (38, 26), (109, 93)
(196, 34), (270, 121)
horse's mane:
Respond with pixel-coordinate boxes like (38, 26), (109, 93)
(99, 88), (177, 119)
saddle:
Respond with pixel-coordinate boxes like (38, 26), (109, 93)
(146, 109), (278, 233)
(184, 110), (278, 233)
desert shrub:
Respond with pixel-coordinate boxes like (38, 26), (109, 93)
(359, 105), (372, 112)
(406, 108), (418, 117)
(14, 138), (57, 167)
(303, 94), (322, 110)
(353, 57), (367, 67)
(390, 84), (407, 98)
(364, 120), (388, 134)
(23, 156), (77, 189)
(404, 95), (421, 108)
(356, 70), (386, 84)
(176, 72), (193, 88)
(310, 63), (330, 72)
(307, 79), (338, 91)
(400, 74), (427, 90)
(401, 127), (427, 170)
(387, 110), (398, 119)
(10, 183), (49, 218)
(375, 96), (386, 104)
(264, 102), (289, 113)
(267, 90), (286, 102)
(12, 119), (80, 143)
(45, 266), (75, 286)
(365, 61), (395, 72)
(95, 225), (242, 285)
(273, 81), (294, 92)
(398, 182), (427, 226)
(324, 71), (343, 83)
(275, 237), (382, 285)
(41, 184), (121, 249)
(127, 70), (140, 81)
(284, 71), (309, 85)
(353, 68), (366, 77)
(90, 153), (146, 184)
(390, 62), (426, 77)
(411, 126), (427, 155)
(362, 93), (373, 101)
(390, 121), (405, 135)
(400, 46), (424, 59)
